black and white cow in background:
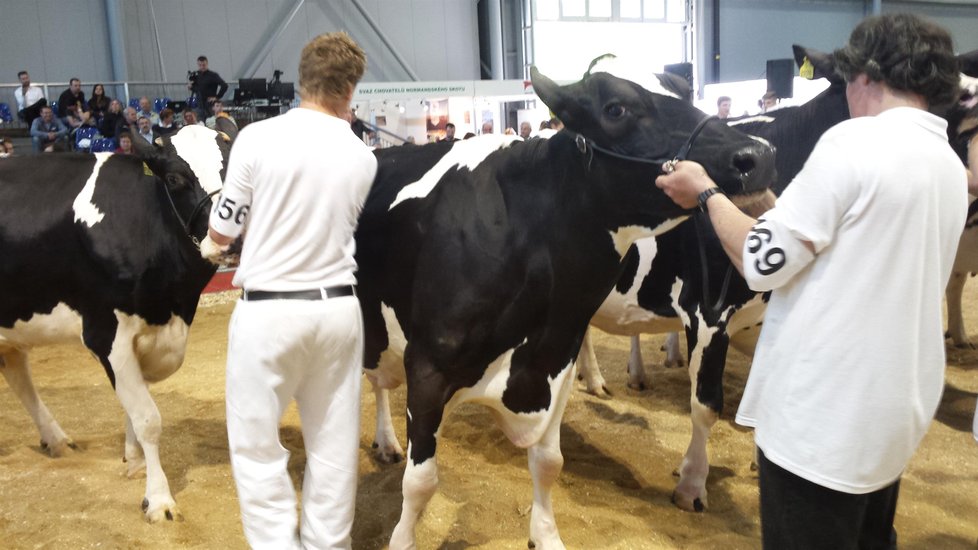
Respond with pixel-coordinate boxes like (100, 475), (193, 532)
(356, 59), (775, 549)
(0, 125), (231, 522)
(578, 46), (978, 513)
(943, 50), (978, 347)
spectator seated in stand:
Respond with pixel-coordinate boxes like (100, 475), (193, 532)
(30, 106), (68, 153)
(88, 83), (111, 121)
(153, 108), (179, 139)
(57, 78), (93, 130)
(115, 106), (138, 139)
(14, 70), (47, 127)
(137, 96), (160, 125)
(0, 137), (14, 158)
(135, 116), (154, 144)
(181, 110), (203, 127)
(99, 99), (124, 139)
(114, 133), (133, 154)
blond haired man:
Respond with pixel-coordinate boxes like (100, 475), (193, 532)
(203, 32), (377, 550)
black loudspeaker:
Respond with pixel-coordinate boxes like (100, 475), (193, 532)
(766, 58), (794, 99)
(664, 62), (694, 100)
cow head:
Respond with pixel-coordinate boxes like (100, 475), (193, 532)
(530, 58), (775, 205)
(950, 50), (978, 165)
(131, 125), (231, 195)
(131, 125), (232, 238)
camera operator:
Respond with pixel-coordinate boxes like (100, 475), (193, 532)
(188, 55), (228, 118)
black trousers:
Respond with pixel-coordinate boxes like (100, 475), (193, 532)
(18, 98), (47, 127)
(758, 447), (899, 550)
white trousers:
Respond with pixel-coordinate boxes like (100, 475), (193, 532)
(226, 296), (363, 550)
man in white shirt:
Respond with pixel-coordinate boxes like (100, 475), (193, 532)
(655, 13), (966, 549)
(14, 70), (46, 127)
(201, 32), (377, 550)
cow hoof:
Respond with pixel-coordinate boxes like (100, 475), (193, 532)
(671, 490), (707, 512)
(528, 540), (535, 549)
(143, 497), (183, 523)
(40, 437), (76, 458)
(583, 384), (613, 398)
(627, 381), (647, 391)
(372, 444), (404, 464)
(662, 359), (686, 368)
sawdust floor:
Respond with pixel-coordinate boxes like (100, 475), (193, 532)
(1, 289), (977, 549)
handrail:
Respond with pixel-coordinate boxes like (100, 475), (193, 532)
(358, 118), (409, 146)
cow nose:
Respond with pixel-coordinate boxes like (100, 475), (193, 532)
(732, 143), (776, 192)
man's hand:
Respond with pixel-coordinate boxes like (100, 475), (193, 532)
(655, 160), (717, 209)
(200, 234), (231, 265)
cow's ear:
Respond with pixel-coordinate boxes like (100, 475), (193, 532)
(959, 50), (978, 78)
(531, 66), (585, 131)
(793, 45), (841, 83)
(130, 132), (170, 176)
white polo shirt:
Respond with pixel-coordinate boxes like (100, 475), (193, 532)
(209, 107), (377, 291)
(736, 107), (967, 493)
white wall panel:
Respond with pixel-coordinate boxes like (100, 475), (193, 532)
(412, 1), (449, 80)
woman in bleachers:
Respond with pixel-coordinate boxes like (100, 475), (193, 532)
(99, 99), (123, 138)
(152, 108), (178, 138)
(88, 84), (111, 120)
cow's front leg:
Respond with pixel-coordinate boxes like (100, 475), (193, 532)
(101, 317), (180, 523)
(672, 325), (727, 512)
(389, 374), (447, 550)
(576, 328), (610, 396)
(0, 350), (75, 456)
(367, 373), (404, 463)
(526, 382), (573, 550)
(124, 414), (146, 477)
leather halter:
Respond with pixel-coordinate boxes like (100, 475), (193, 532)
(574, 115), (719, 169)
(159, 180), (220, 248)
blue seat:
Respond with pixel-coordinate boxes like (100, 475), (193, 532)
(154, 97), (170, 113)
(0, 102), (13, 123)
(74, 126), (98, 152)
(129, 97), (140, 110)
(50, 101), (59, 115)
(187, 95), (199, 109)
(92, 137), (117, 152)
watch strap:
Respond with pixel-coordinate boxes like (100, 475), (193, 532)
(697, 187), (725, 212)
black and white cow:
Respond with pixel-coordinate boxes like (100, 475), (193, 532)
(579, 46), (978, 513)
(942, 50), (978, 347)
(0, 125), (230, 522)
(356, 60), (775, 548)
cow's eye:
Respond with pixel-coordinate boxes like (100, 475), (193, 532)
(604, 103), (626, 118)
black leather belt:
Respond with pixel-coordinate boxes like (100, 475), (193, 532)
(242, 285), (355, 301)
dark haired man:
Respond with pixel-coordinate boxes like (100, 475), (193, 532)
(57, 78), (91, 129)
(656, 13), (966, 548)
(14, 70), (46, 126)
(716, 95), (731, 119)
(439, 122), (458, 142)
(188, 55), (227, 118)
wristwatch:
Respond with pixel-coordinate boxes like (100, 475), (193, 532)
(697, 187), (725, 212)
